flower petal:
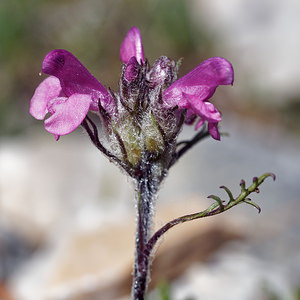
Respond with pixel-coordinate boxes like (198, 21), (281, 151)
(163, 57), (234, 107)
(184, 109), (197, 125)
(184, 93), (222, 140)
(120, 27), (144, 64)
(44, 94), (91, 136)
(29, 76), (62, 120)
(185, 94), (222, 123)
(208, 122), (220, 140)
(42, 49), (112, 111)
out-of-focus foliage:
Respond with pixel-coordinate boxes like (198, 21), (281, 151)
(262, 283), (300, 300)
(0, 0), (43, 135)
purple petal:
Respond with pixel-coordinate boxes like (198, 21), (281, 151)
(44, 94), (91, 136)
(185, 94), (222, 123)
(42, 49), (112, 111)
(29, 76), (62, 120)
(184, 94), (222, 140)
(208, 122), (220, 140)
(54, 134), (60, 141)
(163, 57), (234, 107)
(120, 27), (144, 64)
(195, 119), (205, 130)
(184, 109), (197, 125)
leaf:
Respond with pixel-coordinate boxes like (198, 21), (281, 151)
(243, 198), (262, 213)
(208, 194), (224, 211)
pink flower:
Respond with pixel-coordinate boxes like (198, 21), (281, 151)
(163, 57), (234, 140)
(30, 49), (112, 139)
(119, 27), (234, 140)
(30, 27), (233, 142)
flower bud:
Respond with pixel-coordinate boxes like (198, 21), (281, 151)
(148, 56), (176, 88)
(124, 56), (141, 82)
(120, 56), (142, 111)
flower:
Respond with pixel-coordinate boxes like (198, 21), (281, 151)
(120, 26), (234, 140)
(30, 49), (112, 139)
(30, 26), (233, 142)
(163, 57), (234, 140)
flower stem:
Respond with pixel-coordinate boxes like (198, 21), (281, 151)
(132, 173), (156, 299)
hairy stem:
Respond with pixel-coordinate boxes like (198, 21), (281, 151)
(132, 162), (158, 300)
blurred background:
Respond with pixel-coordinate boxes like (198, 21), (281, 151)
(0, 0), (299, 299)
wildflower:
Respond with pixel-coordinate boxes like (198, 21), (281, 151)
(163, 57), (234, 140)
(29, 26), (240, 300)
(30, 49), (113, 139)
(119, 26), (234, 140)
(30, 26), (233, 144)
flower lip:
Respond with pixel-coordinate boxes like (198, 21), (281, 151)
(29, 76), (62, 120)
(184, 93), (222, 122)
(44, 93), (92, 136)
(208, 122), (220, 140)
